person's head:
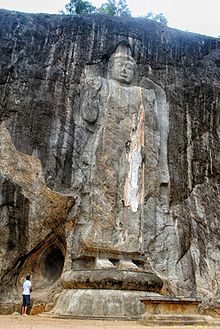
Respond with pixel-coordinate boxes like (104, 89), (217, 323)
(108, 43), (136, 84)
(26, 275), (31, 280)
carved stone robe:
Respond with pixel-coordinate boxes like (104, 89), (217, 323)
(79, 77), (160, 259)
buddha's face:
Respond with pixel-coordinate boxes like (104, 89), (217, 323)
(110, 58), (135, 84)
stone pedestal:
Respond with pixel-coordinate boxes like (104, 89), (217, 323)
(139, 296), (214, 326)
(61, 269), (163, 291)
(50, 289), (161, 319)
(50, 269), (163, 319)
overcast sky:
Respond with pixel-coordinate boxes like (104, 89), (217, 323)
(0, 0), (219, 38)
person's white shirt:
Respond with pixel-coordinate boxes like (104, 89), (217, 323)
(22, 279), (31, 295)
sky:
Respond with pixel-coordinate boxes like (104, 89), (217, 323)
(0, 0), (219, 38)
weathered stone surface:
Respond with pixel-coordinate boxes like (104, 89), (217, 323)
(50, 289), (160, 319)
(61, 269), (163, 291)
(0, 120), (75, 293)
(68, 41), (169, 280)
(0, 8), (220, 317)
(139, 296), (213, 326)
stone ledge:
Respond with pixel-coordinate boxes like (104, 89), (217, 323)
(61, 269), (163, 291)
(139, 296), (218, 326)
(139, 314), (215, 326)
(140, 296), (202, 304)
(140, 296), (201, 316)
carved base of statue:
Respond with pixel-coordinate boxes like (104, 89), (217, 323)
(61, 269), (163, 291)
(50, 289), (162, 319)
(53, 267), (163, 319)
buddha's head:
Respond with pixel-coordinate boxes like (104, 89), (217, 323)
(108, 43), (136, 84)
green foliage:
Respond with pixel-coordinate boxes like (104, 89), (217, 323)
(116, 0), (131, 17)
(144, 12), (168, 25)
(62, 0), (167, 22)
(62, 0), (131, 17)
(63, 0), (96, 14)
(98, 0), (131, 16)
(98, 0), (117, 16)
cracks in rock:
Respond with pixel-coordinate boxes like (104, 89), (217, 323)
(147, 223), (173, 247)
(191, 214), (219, 239)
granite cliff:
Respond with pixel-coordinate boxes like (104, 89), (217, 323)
(0, 9), (220, 317)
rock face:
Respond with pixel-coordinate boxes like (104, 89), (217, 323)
(0, 9), (220, 317)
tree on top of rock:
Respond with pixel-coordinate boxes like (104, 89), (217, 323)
(62, 0), (96, 14)
(98, 0), (117, 16)
(117, 0), (131, 17)
(62, 0), (131, 16)
(144, 12), (168, 25)
(98, 0), (131, 17)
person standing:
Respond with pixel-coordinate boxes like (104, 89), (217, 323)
(21, 275), (32, 316)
